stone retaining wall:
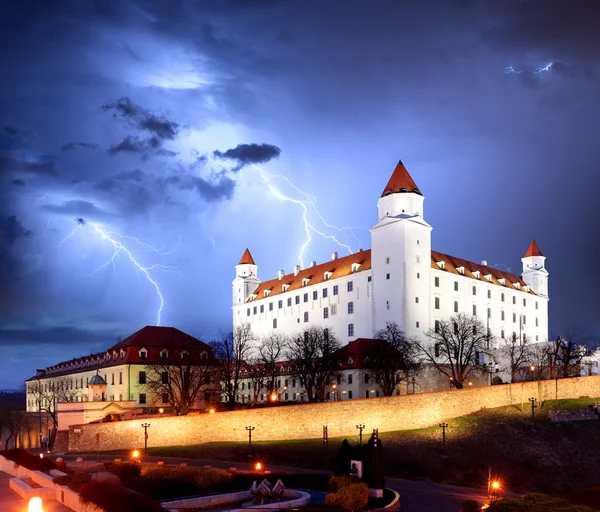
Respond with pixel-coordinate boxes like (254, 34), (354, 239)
(67, 375), (600, 453)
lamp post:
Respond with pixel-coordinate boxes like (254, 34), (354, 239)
(439, 423), (448, 458)
(323, 425), (329, 474)
(356, 424), (365, 445)
(529, 397), (537, 430)
(332, 384), (337, 401)
(530, 365), (536, 381)
(246, 426), (255, 458)
(141, 423), (151, 455)
(411, 377), (416, 394)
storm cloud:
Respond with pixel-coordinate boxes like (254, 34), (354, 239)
(213, 143), (281, 171)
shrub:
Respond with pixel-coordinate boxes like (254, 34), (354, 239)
(461, 499), (480, 512)
(487, 493), (597, 512)
(326, 482), (370, 511)
(329, 475), (361, 492)
(105, 462), (142, 486)
(53, 472), (92, 492)
(79, 481), (166, 512)
(2, 449), (57, 472)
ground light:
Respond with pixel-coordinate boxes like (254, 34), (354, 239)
(209, 409), (215, 414)
(39, 453), (43, 459)
(270, 393), (277, 402)
(28, 497), (42, 512)
(132, 450), (140, 461)
(255, 462), (262, 471)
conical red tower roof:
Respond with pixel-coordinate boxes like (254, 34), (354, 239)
(239, 248), (256, 265)
(381, 160), (421, 197)
(524, 240), (543, 258)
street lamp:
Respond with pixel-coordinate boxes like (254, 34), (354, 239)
(411, 376), (416, 394)
(439, 423), (448, 458)
(528, 397), (538, 430)
(530, 365), (536, 381)
(332, 384), (337, 401)
(141, 423), (150, 455)
(356, 424), (365, 445)
(246, 426), (255, 458)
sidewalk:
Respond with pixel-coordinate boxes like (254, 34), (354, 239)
(0, 471), (71, 511)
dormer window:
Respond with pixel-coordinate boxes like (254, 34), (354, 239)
(264, 289), (271, 297)
(249, 293), (257, 301)
(484, 274), (492, 282)
(523, 285), (530, 292)
(348, 357), (354, 365)
(456, 266), (465, 275)
(498, 278), (505, 285)
(324, 271), (333, 280)
(138, 348), (148, 360)
(513, 282), (520, 289)
(302, 278), (310, 286)
(181, 350), (189, 360)
(472, 271), (480, 279)
(282, 284), (290, 292)
(351, 263), (361, 273)
(200, 351), (208, 360)
(160, 349), (169, 360)
(436, 261), (446, 270)
(113, 351), (117, 361)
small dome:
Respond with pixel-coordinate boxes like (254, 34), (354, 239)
(89, 374), (106, 385)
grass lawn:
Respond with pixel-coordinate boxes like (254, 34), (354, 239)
(104, 398), (600, 495)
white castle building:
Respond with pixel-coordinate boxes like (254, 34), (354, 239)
(233, 161), (549, 348)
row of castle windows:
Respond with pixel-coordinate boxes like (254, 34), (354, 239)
(430, 296), (538, 326)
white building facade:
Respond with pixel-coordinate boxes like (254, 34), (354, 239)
(232, 161), (549, 348)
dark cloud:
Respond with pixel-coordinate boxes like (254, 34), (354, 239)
(62, 141), (99, 152)
(102, 97), (179, 140)
(108, 135), (160, 155)
(213, 143), (281, 170)
(3, 126), (33, 140)
(0, 153), (59, 176)
(0, 215), (32, 307)
(0, 215), (30, 248)
(41, 200), (114, 219)
(0, 325), (114, 347)
(10, 179), (25, 186)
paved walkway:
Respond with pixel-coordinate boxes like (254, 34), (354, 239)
(0, 471), (71, 511)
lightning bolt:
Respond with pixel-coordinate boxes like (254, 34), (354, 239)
(252, 165), (362, 268)
(534, 62), (553, 75)
(58, 218), (179, 326)
(505, 66), (522, 75)
(505, 63), (553, 76)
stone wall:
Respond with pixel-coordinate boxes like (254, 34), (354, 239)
(67, 375), (600, 453)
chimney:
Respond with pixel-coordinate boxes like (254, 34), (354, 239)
(278, 269), (285, 280)
(293, 265), (301, 276)
(310, 260), (317, 267)
(332, 252), (338, 260)
(481, 260), (488, 266)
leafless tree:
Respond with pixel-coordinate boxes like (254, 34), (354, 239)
(258, 332), (288, 395)
(362, 322), (422, 396)
(286, 326), (341, 402)
(243, 359), (268, 406)
(145, 361), (217, 415)
(0, 404), (21, 450)
(20, 414), (37, 449)
(211, 324), (255, 410)
(499, 333), (531, 383)
(417, 313), (490, 389)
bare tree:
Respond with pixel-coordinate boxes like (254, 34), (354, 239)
(417, 313), (490, 389)
(528, 342), (549, 380)
(258, 332), (288, 395)
(499, 333), (531, 383)
(145, 361), (217, 415)
(211, 324), (255, 410)
(287, 326), (341, 402)
(363, 322), (421, 396)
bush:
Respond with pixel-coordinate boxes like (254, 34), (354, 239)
(105, 462), (142, 486)
(329, 475), (362, 492)
(461, 499), (480, 512)
(487, 493), (597, 512)
(326, 482), (370, 511)
(2, 449), (57, 472)
(79, 481), (166, 512)
(53, 472), (92, 492)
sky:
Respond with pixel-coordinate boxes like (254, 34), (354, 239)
(1, 0), (599, 388)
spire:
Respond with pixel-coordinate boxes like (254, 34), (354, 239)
(381, 160), (421, 197)
(524, 240), (543, 258)
(239, 248), (256, 265)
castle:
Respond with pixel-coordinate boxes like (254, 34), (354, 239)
(232, 160), (549, 347)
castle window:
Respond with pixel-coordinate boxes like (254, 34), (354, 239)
(435, 297), (440, 309)
(273, 318), (278, 329)
(323, 288), (328, 298)
(523, 298), (527, 307)
(139, 349), (147, 360)
(247, 308), (250, 316)
(473, 271), (480, 279)
(303, 293), (308, 303)
(120, 350), (125, 360)
(160, 349), (168, 360)
(269, 303), (273, 311)
(324, 271), (333, 280)
(368, 276), (372, 282)
(472, 286), (476, 296)
(499, 278), (505, 285)
(331, 304), (337, 315)
(139, 394), (146, 405)
(487, 289), (491, 299)
(348, 302), (354, 314)
(454, 301), (458, 313)
(501, 329), (505, 339)
(295, 295), (300, 305)
(253, 306), (257, 314)
(333, 285), (339, 295)
(138, 371), (146, 384)
(535, 301), (538, 310)
(278, 300), (283, 309)
(347, 281), (353, 292)
(351, 263), (361, 272)
(323, 307), (329, 319)
(260, 304), (264, 313)
(513, 296), (516, 305)
(348, 374), (353, 384)
(435, 277), (439, 287)
(348, 324), (354, 337)
(535, 317), (538, 327)
(161, 371), (168, 384)
(162, 393), (168, 404)
(473, 304), (477, 316)
(416, 321), (419, 328)
(501, 310), (505, 321)
(386, 257), (390, 264)
(435, 343), (441, 357)
(501, 293), (505, 302)
(287, 297), (292, 307)
(513, 313), (516, 323)
(324, 328), (329, 340)
(119, 372), (122, 385)
(435, 320), (440, 333)
(415, 297), (419, 304)
(454, 281), (458, 291)
(522, 315), (526, 325)
(386, 273), (390, 280)
(457, 266), (465, 275)
(181, 351), (189, 360)
(304, 312), (309, 323)
(313, 291), (318, 300)
(487, 308), (491, 319)
(302, 278), (310, 286)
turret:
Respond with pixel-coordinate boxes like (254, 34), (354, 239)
(232, 248), (261, 306)
(521, 240), (548, 297)
(88, 372), (106, 402)
(377, 160), (424, 221)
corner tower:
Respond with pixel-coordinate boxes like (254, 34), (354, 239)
(521, 240), (548, 297)
(370, 160), (432, 337)
(232, 248), (261, 308)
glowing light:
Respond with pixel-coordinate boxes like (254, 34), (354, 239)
(253, 165), (362, 268)
(158, 408), (164, 414)
(209, 409), (215, 414)
(28, 497), (43, 512)
(270, 393), (278, 402)
(492, 481), (500, 490)
(39, 453), (44, 459)
(132, 450), (140, 459)
(255, 462), (262, 471)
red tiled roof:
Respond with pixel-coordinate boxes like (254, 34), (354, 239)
(431, 250), (535, 294)
(239, 248), (256, 265)
(248, 250), (372, 302)
(524, 240), (543, 258)
(381, 160), (421, 197)
(108, 326), (211, 351)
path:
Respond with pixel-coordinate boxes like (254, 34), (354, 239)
(0, 471), (71, 511)
(59, 452), (521, 512)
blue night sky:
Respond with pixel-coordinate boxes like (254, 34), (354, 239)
(0, 0), (599, 388)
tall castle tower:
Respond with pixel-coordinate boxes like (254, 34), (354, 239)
(370, 161), (432, 336)
(232, 248), (261, 308)
(521, 240), (549, 297)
